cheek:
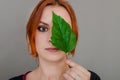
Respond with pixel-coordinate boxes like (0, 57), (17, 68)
(35, 32), (48, 48)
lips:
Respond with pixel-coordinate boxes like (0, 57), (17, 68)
(45, 47), (59, 52)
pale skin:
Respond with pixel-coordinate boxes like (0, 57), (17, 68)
(26, 5), (90, 80)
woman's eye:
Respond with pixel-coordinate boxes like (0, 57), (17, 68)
(37, 26), (48, 32)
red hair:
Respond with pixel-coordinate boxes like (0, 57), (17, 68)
(26, 0), (78, 57)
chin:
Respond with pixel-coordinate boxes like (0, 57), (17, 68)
(49, 55), (66, 62)
(39, 51), (66, 62)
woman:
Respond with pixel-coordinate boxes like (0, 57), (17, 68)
(10, 0), (100, 80)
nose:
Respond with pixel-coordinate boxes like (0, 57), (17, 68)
(48, 30), (52, 42)
(49, 39), (51, 42)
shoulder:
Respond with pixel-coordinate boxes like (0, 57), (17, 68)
(9, 71), (31, 80)
(9, 75), (23, 80)
(89, 70), (101, 80)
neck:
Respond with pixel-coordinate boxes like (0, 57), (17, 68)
(36, 58), (69, 80)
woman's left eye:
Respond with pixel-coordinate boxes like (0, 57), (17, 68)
(37, 25), (48, 32)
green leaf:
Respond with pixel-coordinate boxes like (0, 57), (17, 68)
(51, 12), (77, 55)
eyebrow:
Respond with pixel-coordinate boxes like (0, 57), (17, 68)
(39, 21), (49, 26)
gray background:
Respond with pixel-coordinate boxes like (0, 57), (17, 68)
(0, 0), (120, 80)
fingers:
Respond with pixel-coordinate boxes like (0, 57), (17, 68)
(63, 59), (90, 80)
(63, 73), (74, 80)
(65, 59), (89, 74)
(63, 68), (82, 80)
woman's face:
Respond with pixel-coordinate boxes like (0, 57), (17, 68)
(35, 5), (71, 62)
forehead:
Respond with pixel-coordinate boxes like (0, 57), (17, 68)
(40, 5), (71, 26)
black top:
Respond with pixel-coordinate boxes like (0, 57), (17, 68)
(9, 70), (100, 80)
